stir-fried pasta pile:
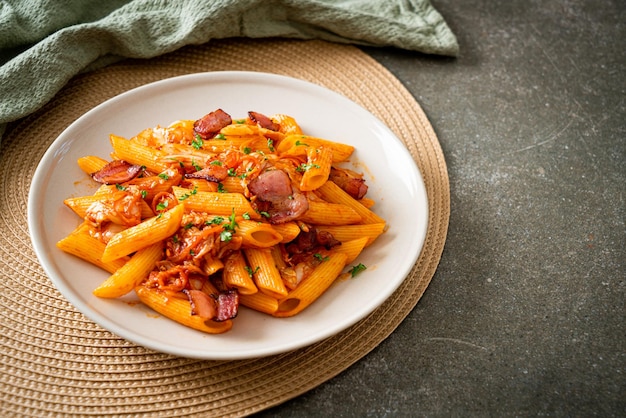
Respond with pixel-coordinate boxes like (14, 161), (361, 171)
(57, 109), (386, 334)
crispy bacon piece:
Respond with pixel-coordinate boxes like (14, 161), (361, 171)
(248, 169), (309, 224)
(286, 226), (341, 255)
(193, 108), (232, 139)
(91, 160), (143, 185)
(184, 289), (217, 319)
(248, 111), (279, 131)
(184, 163), (229, 182)
(329, 167), (368, 200)
(183, 288), (239, 322)
(215, 290), (239, 321)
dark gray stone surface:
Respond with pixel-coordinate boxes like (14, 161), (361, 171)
(256, 1), (625, 416)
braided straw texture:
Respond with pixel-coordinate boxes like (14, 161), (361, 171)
(0, 38), (449, 417)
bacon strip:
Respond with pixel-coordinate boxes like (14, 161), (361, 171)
(91, 160), (143, 185)
(329, 167), (368, 200)
(184, 289), (217, 319)
(248, 169), (309, 224)
(193, 109), (232, 139)
(248, 111), (279, 131)
(215, 290), (239, 321)
(185, 163), (229, 182)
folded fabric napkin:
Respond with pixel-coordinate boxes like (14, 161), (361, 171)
(0, 0), (458, 142)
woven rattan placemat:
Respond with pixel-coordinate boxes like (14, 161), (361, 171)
(0, 38), (449, 417)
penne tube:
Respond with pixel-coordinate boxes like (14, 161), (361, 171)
(331, 237), (369, 264)
(299, 200), (362, 225)
(316, 223), (386, 246)
(316, 181), (385, 225)
(359, 197), (375, 209)
(171, 186), (259, 219)
(64, 194), (152, 222)
(219, 176), (246, 193)
(182, 179), (218, 193)
(271, 222), (301, 243)
(243, 248), (288, 299)
(56, 225), (129, 273)
(272, 114), (303, 135)
(93, 242), (163, 298)
(299, 146), (333, 191)
(134, 286), (233, 334)
(204, 257), (225, 276)
(77, 155), (108, 175)
(273, 252), (348, 317)
(239, 292), (278, 315)
(223, 251), (258, 295)
(101, 203), (184, 262)
(235, 219), (283, 248)
(126, 169), (183, 203)
(68, 187), (154, 219)
(277, 135), (354, 162)
(110, 134), (170, 173)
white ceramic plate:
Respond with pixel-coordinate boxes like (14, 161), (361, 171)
(28, 71), (428, 360)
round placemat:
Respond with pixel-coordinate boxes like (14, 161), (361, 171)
(0, 38), (449, 417)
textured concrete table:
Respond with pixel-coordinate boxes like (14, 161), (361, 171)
(257, 1), (625, 416)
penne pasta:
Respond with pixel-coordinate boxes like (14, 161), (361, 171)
(271, 222), (301, 243)
(93, 242), (164, 298)
(239, 292), (278, 315)
(223, 251), (258, 295)
(331, 237), (369, 264)
(109, 134), (170, 173)
(56, 224), (129, 273)
(299, 200), (362, 225)
(101, 203), (184, 262)
(243, 248), (288, 299)
(273, 252), (348, 317)
(277, 134), (354, 162)
(171, 186), (259, 219)
(77, 155), (108, 175)
(316, 223), (386, 246)
(316, 181), (385, 225)
(299, 146), (333, 191)
(235, 219), (283, 248)
(62, 109), (387, 334)
(134, 286), (233, 334)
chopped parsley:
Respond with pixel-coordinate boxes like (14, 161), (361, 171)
(191, 134), (204, 150)
(348, 263), (367, 277)
(155, 200), (169, 212)
(227, 168), (237, 177)
(191, 160), (202, 171)
(243, 146), (251, 155)
(314, 253), (330, 262)
(217, 183), (226, 193)
(141, 190), (148, 199)
(178, 187), (198, 201)
(267, 138), (275, 152)
(115, 184), (127, 191)
(210, 160), (223, 166)
(158, 173), (169, 180)
(214, 133), (226, 140)
(295, 140), (309, 147)
(245, 266), (260, 277)
(218, 209), (238, 242)
(206, 216), (224, 226)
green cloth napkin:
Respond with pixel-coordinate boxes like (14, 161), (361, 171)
(0, 0), (458, 141)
